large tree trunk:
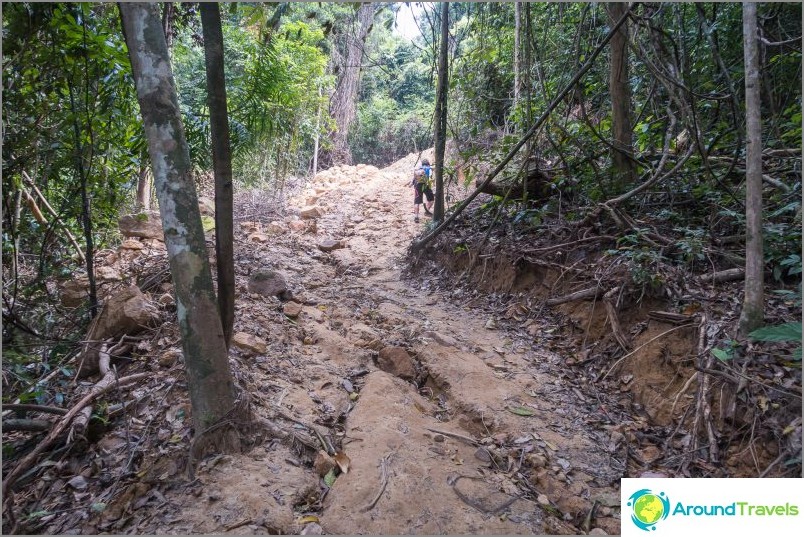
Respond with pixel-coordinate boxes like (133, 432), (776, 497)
(606, 2), (636, 187)
(739, 2), (764, 335)
(119, 2), (235, 434)
(329, 3), (375, 166)
(201, 2), (235, 349)
(433, 2), (449, 223)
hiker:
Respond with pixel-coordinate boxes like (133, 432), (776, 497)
(410, 158), (434, 223)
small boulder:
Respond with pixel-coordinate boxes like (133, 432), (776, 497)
(248, 270), (291, 300)
(158, 348), (182, 368)
(232, 332), (267, 354)
(300, 206), (322, 220)
(377, 347), (416, 380)
(267, 221), (286, 234)
(78, 285), (159, 376)
(248, 232), (270, 243)
(96, 266), (123, 281)
(119, 211), (163, 240)
(283, 302), (303, 318)
(120, 239), (144, 250)
(60, 279), (89, 308)
(288, 221), (307, 232)
(301, 523), (323, 535)
(317, 239), (344, 252)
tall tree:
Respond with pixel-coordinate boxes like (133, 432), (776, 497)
(433, 2), (449, 223)
(119, 2), (236, 434)
(606, 2), (636, 187)
(739, 2), (765, 335)
(329, 2), (376, 165)
(513, 2), (522, 110)
(200, 2), (235, 348)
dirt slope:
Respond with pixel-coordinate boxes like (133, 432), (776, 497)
(127, 157), (620, 535)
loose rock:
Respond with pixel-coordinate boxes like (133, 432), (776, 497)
(232, 332), (268, 355)
(377, 346), (416, 380)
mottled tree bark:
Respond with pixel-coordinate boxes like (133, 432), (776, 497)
(433, 2), (449, 223)
(739, 2), (764, 335)
(119, 3), (235, 433)
(201, 2), (235, 348)
(606, 2), (636, 187)
(329, 3), (375, 166)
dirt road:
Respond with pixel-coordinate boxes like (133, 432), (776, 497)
(141, 156), (623, 535)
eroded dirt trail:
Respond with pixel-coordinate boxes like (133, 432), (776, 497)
(148, 157), (622, 535)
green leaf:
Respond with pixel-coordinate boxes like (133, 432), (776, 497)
(507, 405), (535, 417)
(748, 323), (803, 343)
(323, 468), (337, 487)
(711, 348), (733, 361)
(201, 216), (216, 233)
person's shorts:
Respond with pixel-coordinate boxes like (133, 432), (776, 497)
(414, 182), (434, 204)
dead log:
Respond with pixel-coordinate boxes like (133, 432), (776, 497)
(648, 311), (696, 325)
(1, 404), (68, 416)
(546, 287), (600, 306)
(2, 419), (53, 432)
(698, 268), (745, 284)
(474, 163), (553, 201)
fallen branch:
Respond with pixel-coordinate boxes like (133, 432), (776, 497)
(697, 268), (745, 284)
(410, 6), (633, 252)
(523, 235), (617, 255)
(690, 314), (720, 464)
(546, 286), (600, 306)
(1, 404), (68, 416)
(648, 311), (696, 325)
(601, 323), (697, 381)
(604, 287), (631, 351)
(451, 475), (519, 515)
(363, 451), (394, 512)
(2, 371), (148, 495)
(2, 419), (53, 432)
(425, 427), (479, 447)
(21, 170), (86, 263)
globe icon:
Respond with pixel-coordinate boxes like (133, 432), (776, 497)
(633, 493), (664, 525)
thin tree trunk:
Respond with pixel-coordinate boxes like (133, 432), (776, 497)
(201, 2), (235, 348)
(120, 2), (235, 434)
(514, 5), (521, 103)
(433, 2), (449, 223)
(67, 84), (98, 318)
(329, 3), (375, 166)
(162, 2), (174, 50)
(412, 5), (632, 253)
(313, 84), (322, 177)
(739, 2), (764, 335)
(136, 163), (152, 210)
(606, 2), (636, 187)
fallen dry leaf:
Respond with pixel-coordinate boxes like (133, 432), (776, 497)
(333, 451), (351, 474)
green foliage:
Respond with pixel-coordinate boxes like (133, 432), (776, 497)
(171, 6), (332, 183)
(749, 323), (802, 343)
(749, 323), (802, 361)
